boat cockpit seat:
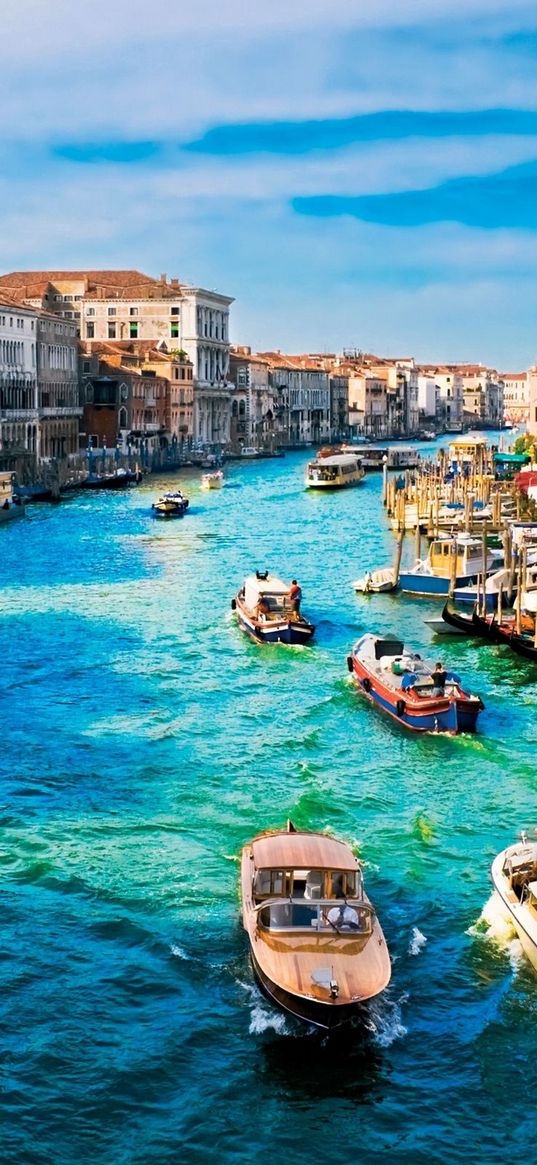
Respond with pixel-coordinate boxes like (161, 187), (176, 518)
(304, 871), (324, 900)
(254, 870), (283, 896)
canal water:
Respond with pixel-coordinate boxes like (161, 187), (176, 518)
(2, 448), (537, 1165)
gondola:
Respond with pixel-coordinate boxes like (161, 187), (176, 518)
(442, 599), (537, 662)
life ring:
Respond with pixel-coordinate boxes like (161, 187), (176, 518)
(231, 598), (237, 610)
(396, 698), (406, 718)
(346, 656), (354, 673)
(362, 677), (372, 692)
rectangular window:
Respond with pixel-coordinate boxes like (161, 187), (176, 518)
(83, 361), (91, 372)
(63, 295), (73, 302)
(86, 307), (95, 316)
(86, 322), (95, 338)
(171, 306), (180, 316)
(171, 323), (179, 338)
(129, 307), (138, 316)
(108, 307), (116, 316)
(130, 323), (138, 338)
(108, 324), (117, 339)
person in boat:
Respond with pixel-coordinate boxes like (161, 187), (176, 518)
(325, 902), (360, 931)
(256, 595), (270, 620)
(288, 580), (302, 617)
(430, 661), (447, 696)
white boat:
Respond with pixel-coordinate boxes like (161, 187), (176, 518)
(240, 447), (260, 459)
(305, 453), (365, 489)
(354, 568), (397, 594)
(201, 470), (224, 489)
(398, 534), (503, 598)
(0, 472), (25, 524)
(491, 835), (537, 973)
(232, 571), (315, 644)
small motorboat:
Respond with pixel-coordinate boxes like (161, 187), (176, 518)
(232, 571), (314, 644)
(240, 446), (261, 458)
(398, 534), (502, 598)
(347, 633), (484, 733)
(354, 568), (397, 594)
(201, 470), (224, 489)
(151, 490), (189, 518)
(241, 822), (391, 1030)
(491, 834), (537, 973)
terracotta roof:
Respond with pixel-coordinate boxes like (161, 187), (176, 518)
(0, 292), (38, 312)
(0, 270), (185, 302)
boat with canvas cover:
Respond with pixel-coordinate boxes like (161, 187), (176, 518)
(347, 633), (484, 733)
(491, 834), (537, 974)
(241, 822), (391, 1030)
(232, 571), (314, 644)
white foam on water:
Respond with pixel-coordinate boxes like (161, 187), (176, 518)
(507, 937), (525, 972)
(468, 890), (516, 945)
(408, 926), (427, 956)
(170, 943), (189, 960)
(364, 993), (408, 1048)
(237, 979), (292, 1036)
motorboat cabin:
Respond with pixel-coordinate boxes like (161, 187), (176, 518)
(241, 825), (391, 1028)
(305, 453), (365, 488)
(398, 534), (503, 597)
(491, 835), (537, 974)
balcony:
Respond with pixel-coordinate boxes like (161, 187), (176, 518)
(40, 407), (83, 417)
(0, 408), (39, 421)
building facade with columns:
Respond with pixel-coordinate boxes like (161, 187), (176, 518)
(0, 297), (38, 465)
(501, 372), (529, 426)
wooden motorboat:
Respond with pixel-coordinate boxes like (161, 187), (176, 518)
(232, 571), (314, 645)
(241, 823), (391, 1030)
(151, 490), (189, 518)
(201, 470), (224, 489)
(347, 633), (484, 733)
(354, 567), (397, 594)
(305, 453), (365, 489)
(491, 835), (537, 973)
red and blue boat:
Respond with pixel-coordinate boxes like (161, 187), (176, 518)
(232, 572), (315, 645)
(347, 633), (484, 733)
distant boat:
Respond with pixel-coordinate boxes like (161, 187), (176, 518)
(354, 567), (397, 594)
(241, 822), (391, 1029)
(232, 571), (314, 644)
(240, 447), (261, 458)
(151, 490), (189, 518)
(305, 453), (365, 489)
(347, 633), (484, 733)
(201, 470), (224, 489)
(442, 598), (537, 663)
(0, 472), (25, 524)
(491, 834), (537, 974)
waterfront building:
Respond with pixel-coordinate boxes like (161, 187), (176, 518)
(0, 296), (38, 470)
(37, 314), (80, 459)
(442, 364), (504, 428)
(0, 270), (234, 447)
(501, 372), (529, 427)
(424, 366), (464, 430)
(228, 348), (278, 451)
(416, 373), (439, 422)
(256, 353), (331, 445)
(347, 371), (387, 437)
(80, 341), (193, 451)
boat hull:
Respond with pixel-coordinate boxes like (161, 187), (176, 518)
(250, 950), (362, 1031)
(0, 504), (25, 523)
(349, 655), (482, 734)
(236, 601), (314, 645)
(491, 853), (537, 973)
(398, 571), (479, 597)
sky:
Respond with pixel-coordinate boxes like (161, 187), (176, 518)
(2, 0), (537, 367)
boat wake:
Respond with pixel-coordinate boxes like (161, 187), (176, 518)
(237, 980), (292, 1036)
(468, 891), (524, 970)
(363, 991), (408, 1047)
(408, 926), (427, 956)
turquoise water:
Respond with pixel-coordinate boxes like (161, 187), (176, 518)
(2, 449), (537, 1165)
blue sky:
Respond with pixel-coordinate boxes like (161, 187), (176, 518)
(3, 0), (537, 366)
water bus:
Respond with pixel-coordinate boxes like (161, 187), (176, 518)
(305, 453), (365, 489)
(347, 633), (484, 733)
(241, 823), (391, 1029)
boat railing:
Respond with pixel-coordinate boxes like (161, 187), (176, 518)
(255, 897), (374, 934)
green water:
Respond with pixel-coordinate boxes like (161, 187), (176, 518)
(1, 449), (536, 1165)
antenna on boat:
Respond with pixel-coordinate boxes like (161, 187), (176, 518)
(330, 967), (339, 999)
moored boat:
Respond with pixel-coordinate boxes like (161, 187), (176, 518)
(398, 534), (502, 598)
(305, 453), (365, 489)
(354, 567), (397, 594)
(201, 470), (224, 489)
(347, 633), (484, 733)
(0, 472), (25, 524)
(232, 571), (314, 644)
(151, 490), (190, 518)
(491, 834), (537, 973)
(241, 822), (391, 1029)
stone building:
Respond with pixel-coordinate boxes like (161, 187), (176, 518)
(37, 314), (80, 459)
(0, 296), (38, 467)
(80, 341), (193, 450)
(228, 348), (278, 451)
(0, 269), (233, 446)
(500, 372), (528, 427)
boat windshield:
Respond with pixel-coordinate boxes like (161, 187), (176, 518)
(258, 898), (373, 934)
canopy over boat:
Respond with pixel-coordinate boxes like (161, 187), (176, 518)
(243, 572), (289, 611)
(251, 831), (358, 872)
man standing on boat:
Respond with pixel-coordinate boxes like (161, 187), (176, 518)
(288, 579), (302, 617)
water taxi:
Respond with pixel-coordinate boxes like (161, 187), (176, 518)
(491, 834), (537, 973)
(232, 571), (314, 644)
(347, 633), (484, 733)
(201, 470), (224, 489)
(151, 490), (189, 518)
(398, 534), (502, 598)
(241, 823), (391, 1029)
(0, 472), (25, 524)
(305, 453), (365, 489)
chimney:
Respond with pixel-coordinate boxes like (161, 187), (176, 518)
(160, 273), (167, 284)
(170, 278), (179, 288)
